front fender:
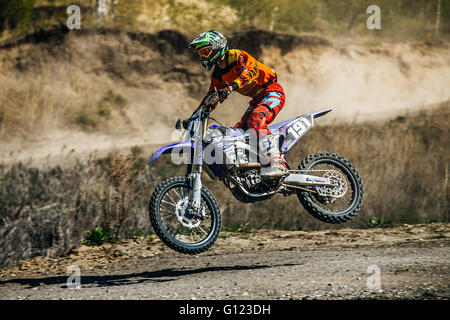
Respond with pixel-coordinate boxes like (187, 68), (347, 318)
(148, 141), (193, 165)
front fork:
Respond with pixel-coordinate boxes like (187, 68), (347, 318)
(190, 172), (202, 207)
(185, 116), (208, 208)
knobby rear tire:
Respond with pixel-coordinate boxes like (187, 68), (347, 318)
(296, 152), (364, 223)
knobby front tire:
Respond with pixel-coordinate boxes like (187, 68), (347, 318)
(149, 176), (221, 254)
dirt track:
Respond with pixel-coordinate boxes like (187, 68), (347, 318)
(0, 223), (448, 300)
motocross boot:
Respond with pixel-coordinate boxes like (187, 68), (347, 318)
(259, 134), (288, 180)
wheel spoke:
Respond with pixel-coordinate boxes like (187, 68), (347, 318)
(172, 188), (183, 201)
(160, 213), (173, 220)
(164, 193), (178, 206)
(161, 199), (176, 207)
(160, 208), (176, 214)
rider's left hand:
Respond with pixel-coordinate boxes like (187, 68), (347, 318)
(218, 85), (233, 102)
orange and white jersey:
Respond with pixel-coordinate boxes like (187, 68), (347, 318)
(201, 49), (278, 105)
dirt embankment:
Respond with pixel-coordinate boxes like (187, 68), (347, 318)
(0, 223), (448, 300)
(0, 26), (449, 164)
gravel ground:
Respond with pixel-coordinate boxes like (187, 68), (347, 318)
(0, 223), (448, 300)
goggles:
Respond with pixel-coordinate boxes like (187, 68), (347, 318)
(196, 46), (213, 59)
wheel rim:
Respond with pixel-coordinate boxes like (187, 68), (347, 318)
(304, 159), (358, 215)
(158, 185), (214, 245)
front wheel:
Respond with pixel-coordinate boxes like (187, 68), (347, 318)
(296, 152), (364, 223)
(149, 176), (221, 254)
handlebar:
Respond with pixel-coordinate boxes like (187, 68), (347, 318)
(176, 88), (219, 130)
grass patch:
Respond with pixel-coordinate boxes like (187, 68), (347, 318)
(1, 0), (449, 45)
(429, 233), (446, 239)
(222, 222), (251, 233)
(82, 226), (115, 246)
(97, 90), (128, 118)
(0, 197), (19, 206)
(73, 90), (129, 129)
(102, 90), (128, 109)
(367, 217), (393, 228)
(74, 109), (99, 129)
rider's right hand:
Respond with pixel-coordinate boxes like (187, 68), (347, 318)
(175, 119), (189, 130)
(175, 119), (183, 130)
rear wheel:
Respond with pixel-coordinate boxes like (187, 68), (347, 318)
(296, 152), (364, 223)
(149, 176), (221, 254)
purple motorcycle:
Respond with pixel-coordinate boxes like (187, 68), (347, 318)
(148, 89), (364, 254)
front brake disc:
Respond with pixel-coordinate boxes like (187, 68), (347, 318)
(175, 199), (202, 228)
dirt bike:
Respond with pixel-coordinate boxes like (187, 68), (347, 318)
(148, 88), (364, 254)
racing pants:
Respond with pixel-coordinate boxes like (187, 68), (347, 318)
(234, 82), (285, 136)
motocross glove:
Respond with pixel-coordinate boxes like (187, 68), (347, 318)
(218, 88), (231, 101)
(218, 83), (237, 102)
(175, 119), (189, 130)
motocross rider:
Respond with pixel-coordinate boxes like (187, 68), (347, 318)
(185, 30), (288, 179)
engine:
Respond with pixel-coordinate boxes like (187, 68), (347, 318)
(235, 169), (263, 192)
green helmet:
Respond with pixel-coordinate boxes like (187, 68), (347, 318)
(187, 30), (228, 70)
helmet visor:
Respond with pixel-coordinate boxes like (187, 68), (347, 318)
(197, 45), (213, 59)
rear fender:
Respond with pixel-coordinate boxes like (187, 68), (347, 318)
(279, 108), (332, 153)
(280, 114), (314, 153)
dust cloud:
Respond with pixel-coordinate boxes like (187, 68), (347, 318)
(260, 43), (450, 124)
